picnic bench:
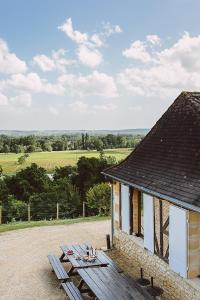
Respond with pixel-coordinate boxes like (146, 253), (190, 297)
(77, 266), (154, 300)
(60, 244), (109, 275)
(48, 243), (154, 300)
(61, 282), (83, 300)
(48, 255), (70, 282)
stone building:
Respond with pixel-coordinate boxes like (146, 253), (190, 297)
(103, 92), (200, 299)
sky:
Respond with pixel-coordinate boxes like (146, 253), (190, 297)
(0, 0), (200, 130)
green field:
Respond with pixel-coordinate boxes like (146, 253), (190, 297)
(0, 148), (131, 174)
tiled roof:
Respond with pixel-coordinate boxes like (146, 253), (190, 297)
(104, 92), (200, 209)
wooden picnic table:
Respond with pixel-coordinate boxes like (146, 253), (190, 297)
(77, 267), (154, 300)
(60, 244), (109, 274)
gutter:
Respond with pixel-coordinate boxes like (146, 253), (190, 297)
(102, 172), (200, 214)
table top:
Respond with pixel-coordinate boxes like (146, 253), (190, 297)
(77, 267), (153, 300)
(61, 244), (109, 269)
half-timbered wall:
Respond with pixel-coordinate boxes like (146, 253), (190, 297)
(113, 182), (121, 229)
(188, 211), (200, 278)
(112, 181), (200, 280)
(132, 189), (140, 234)
(154, 197), (170, 261)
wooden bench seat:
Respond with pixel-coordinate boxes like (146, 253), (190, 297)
(48, 255), (70, 281)
(97, 250), (123, 273)
(62, 282), (83, 300)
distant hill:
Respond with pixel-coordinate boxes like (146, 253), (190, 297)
(0, 129), (149, 136)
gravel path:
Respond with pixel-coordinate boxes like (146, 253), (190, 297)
(0, 220), (110, 300)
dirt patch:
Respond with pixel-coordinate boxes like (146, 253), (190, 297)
(0, 220), (110, 300)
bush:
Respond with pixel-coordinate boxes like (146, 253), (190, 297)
(3, 196), (27, 222)
(86, 183), (111, 216)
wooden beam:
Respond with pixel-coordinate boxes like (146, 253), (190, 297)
(119, 183), (122, 229)
(159, 199), (163, 257)
(138, 191), (142, 236)
(129, 187), (133, 234)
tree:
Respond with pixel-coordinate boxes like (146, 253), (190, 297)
(0, 179), (9, 205)
(3, 196), (27, 222)
(30, 178), (81, 220)
(86, 183), (111, 215)
(74, 156), (116, 200)
(3, 144), (10, 153)
(53, 165), (77, 181)
(18, 153), (29, 165)
(5, 163), (50, 202)
(0, 165), (3, 177)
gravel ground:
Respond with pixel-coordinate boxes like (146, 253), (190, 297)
(0, 220), (110, 300)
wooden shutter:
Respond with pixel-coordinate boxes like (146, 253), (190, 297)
(169, 206), (188, 278)
(121, 184), (130, 234)
(143, 193), (154, 252)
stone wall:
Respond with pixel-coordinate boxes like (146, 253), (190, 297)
(114, 230), (200, 300)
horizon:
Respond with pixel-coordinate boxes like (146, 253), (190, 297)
(0, 128), (149, 131)
(0, 0), (200, 130)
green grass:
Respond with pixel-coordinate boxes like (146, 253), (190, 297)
(0, 215), (110, 233)
(0, 148), (131, 174)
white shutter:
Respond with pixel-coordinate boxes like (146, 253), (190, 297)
(121, 184), (130, 234)
(143, 193), (154, 252)
(169, 206), (188, 278)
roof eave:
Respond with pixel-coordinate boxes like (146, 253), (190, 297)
(102, 172), (200, 213)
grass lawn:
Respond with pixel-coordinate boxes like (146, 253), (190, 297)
(0, 215), (110, 233)
(0, 148), (131, 174)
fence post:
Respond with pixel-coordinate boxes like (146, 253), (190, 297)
(56, 202), (59, 220)
(28, 203), (31, 222)
(0, 206), (2, 225)
(83, 202), (86, 217)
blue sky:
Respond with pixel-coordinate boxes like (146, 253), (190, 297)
(0, 0), (200, 130)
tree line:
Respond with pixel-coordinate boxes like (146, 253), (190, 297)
(0, 153), (116, 223)
(0, 133), (144, 153)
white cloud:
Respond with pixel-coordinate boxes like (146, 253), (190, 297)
(59, 71), (118, 98)
(69, 101), (89, 114)
(49, 105), (59, 115)
(93, 103), (117, 111)
(33, 49), (75, 72)
(33, 54), (55, 72)
(10, 93), (32, 108)
(115, 25), (123, 33)
(158, 32), (200, 72)
(90, 34), (103, 47)
(103, 22), (123, 37)
(58, 18), (88, 44)
(58, 18), (122, 68)
(0, 93), (8, 106)
(68, 101), (117, 115)
(129, 105), (142, 112)
(6, 72), (65, 95)
(146, 35), (161, 45)
(122, 40), (151, 63)
(0, 39), (27, 74)
(119, 32), (200, 98)
(77, 45), (103, 68)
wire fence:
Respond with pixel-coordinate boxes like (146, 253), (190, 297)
(0, 202), (86, 224)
